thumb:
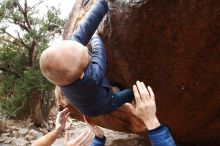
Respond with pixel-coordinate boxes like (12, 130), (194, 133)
(64, 131), (69, 143)
(64, 112), (70, 122)
(125, 103), (135, 114)
(83, 115), (88, 123)
(84, 116), (94, 126)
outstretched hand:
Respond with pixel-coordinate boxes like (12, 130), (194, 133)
(125, 81), (160, 130)
(64, 129), (94, 146)
(55, 108), (70, 133)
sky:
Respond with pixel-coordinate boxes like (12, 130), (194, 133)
(34, 0), (76, 43)
(30, 0), (76, 18)
(3, 0), (76, 43)
(0, 0), (76, 18)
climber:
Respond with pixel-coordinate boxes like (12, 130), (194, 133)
(31, 108), (105, 146)
(39, 0), (134, 117)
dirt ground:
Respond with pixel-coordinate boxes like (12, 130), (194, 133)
(0, 107), (147, 146)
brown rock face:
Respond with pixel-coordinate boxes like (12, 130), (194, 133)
(55, 86), (146, 132)
(61, 0), (220, 145)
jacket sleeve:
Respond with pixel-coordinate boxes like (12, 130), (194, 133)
(71, 0), (108, 46)
(90, 136), (106, 146)
(147, 125), (176, 146)
(89, 34), (106, 85)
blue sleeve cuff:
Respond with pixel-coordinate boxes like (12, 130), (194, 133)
(92, 33), (100, 39)
(90, 136), (106, 146)
(94, 136), (106, 142)
(148, 125), (165, 134)
(147, 125), (176, 146)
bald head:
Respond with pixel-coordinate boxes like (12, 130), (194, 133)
(40, 40), (89, 86)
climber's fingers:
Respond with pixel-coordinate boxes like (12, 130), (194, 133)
(147, 86), (155, 100)
(136, 81), (149, 102)
(64, 131), (70, 144)
(125, 103), (135, 114)
(133, 84), (141, 105)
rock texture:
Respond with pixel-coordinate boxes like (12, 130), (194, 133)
(62, 0), (220, 145)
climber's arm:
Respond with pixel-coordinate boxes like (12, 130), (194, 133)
(71, 0), (108, 46)
(88, 33), (106, 85)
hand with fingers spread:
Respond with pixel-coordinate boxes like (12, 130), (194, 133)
(55, 108), (70, 133)
(31, 108), (70, 146)
(64, 129), (94, 146)
(125, 81), (160, 130)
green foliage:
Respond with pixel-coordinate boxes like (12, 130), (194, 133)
(0, 0), (65, 118)
(0, 68), (53, 117)
(0, 42), (26, 76)
(0, 39), (54, 118)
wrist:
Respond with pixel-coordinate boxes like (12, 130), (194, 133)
(95, 132), (105, 139)
(54, 127), (63, 135)
(92, 33), (99, 38)
(95, 133), (104, 139)
(143, 116), (161, 130)
(95, 135), (106, 142)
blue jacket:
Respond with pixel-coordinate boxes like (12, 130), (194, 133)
(60, 0), (113, 116)
(90, 125), (176, 146)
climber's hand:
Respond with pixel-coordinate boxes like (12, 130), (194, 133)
(55, 108), (70, 133)
(64, 129), (94, 146)
(84, 116), (104, 139)
(125, 81), (160, 130)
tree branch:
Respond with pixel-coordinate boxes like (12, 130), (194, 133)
(5, 17), (30, 33)
(19, 23), (29, 32)
(27, 1), (44, 12)
(2, 30), (31, 49)
(16, 30), (31, 49)
(14, 0), (25, 13)
(28, 39), (37, 68)
(45, 27), (63, 40)
(14, 0), (32, 30)
(49, 22), (61, 28)
(24, 0), (27, 12)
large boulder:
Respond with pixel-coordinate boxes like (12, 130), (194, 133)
(61, 0), (220, 145)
